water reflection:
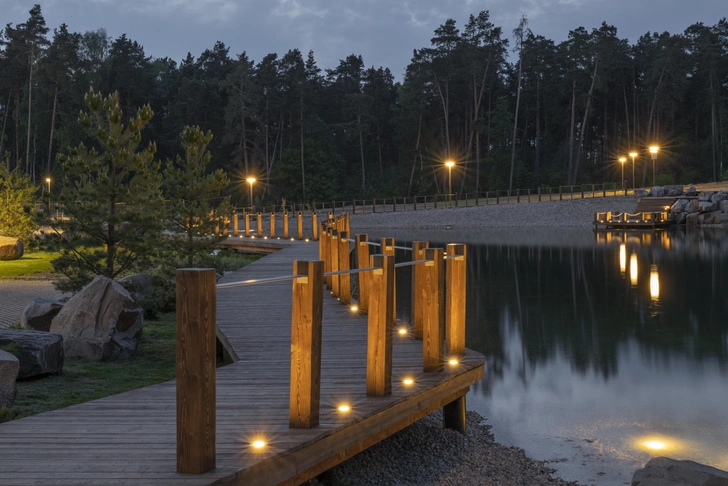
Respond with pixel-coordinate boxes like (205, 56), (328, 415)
(393, 227), (728, 485)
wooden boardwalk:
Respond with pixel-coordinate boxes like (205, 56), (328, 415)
(0, 240), (484, 486)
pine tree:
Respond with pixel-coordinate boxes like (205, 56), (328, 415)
(51, 88), (163, 291)
(0, 160), (38, 240)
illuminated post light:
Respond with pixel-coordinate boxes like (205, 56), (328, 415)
(630, 253), (638, 286)
(619, 244), (626, 274)
(649, 146), (659, 186)
(650, 265), (659, 300)
(251, 440), (266, 449)
(448, 359), (459, 366)
(629, 152), (637, 190)
(398, 327), (408, 336)
(350, 305), (358, 312)
(246, 177), (256, 210)
(619, 157), (627, 194)
(403, 378), (414, 386)
(445, 160), (455, 207)
(338, 404), (351, 413)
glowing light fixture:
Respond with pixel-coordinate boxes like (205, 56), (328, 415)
(650, 265), (660, 300)
(398, 327), (408, 336)
(619, 244), (626, 274)
(649, 146), (659, 185)
(305, 238), (310, 242)
(403, 378), (414, 386)
(252, 440), (266, 449)
(445, 161), (455, 168)
(630, 253), (638, 286)
(350, 305), (358, 312)
(338, 404), (351, 413)
(448, 359), (459, 366)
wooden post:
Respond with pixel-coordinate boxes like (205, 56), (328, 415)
(338, 230), (351, 305)
(434, 194), (438, 209)
(516, 189), (520, 203)
(356, 234), (370, 314)
(270, 213), (276, 238)
(411, 241), (429, 339)
(289, 260), (324, 429)
(392, 197), (396, 212)
(603, 184), (606, 198)
(559, 186), (563, 201)
(366, 254), (394, 397)
(312, 213), (319, 241)
(297, 212), (303, 240)
(581, 184), (585, 198)
(496, 192), (499, 204)
(284, 212), (289, 239)
(176, 269), (216, 474)
(445, 244), (466, 356)
(256, 212), (263, 236)
(380, 238), (395, 325)
(232, 211), (239, 237)
(372, 198), (376, 213)
(323, 229), (332, 290)
(331, 229), (340, 297)
(345, 212), (351, 236)
(443, 395), (467, 435)
(422, 248), (443, 372)
(414, 197), (417, 210)
(244, 212), (250, 237)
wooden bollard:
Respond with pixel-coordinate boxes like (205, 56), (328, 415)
(411, 241), (429, 339)
(256, 212), (262, 236)
(176, 268), (216, 474)
(284, 212), (289, 239)
(270, 213), (276, 238)
(289, 260), (324, 429)
(422, 248), (444, 372)
(312, 213), (319, 241)
(323, 228), (332, 290)
(372, 198), (376, 213)
(339, 230), (351, 305)
(366, 254), (394, 397)
(559, 186), (563, 201)
(297, 212), (303, 240)
(331, 229), (340, 297)
(538, 187), (542, 202)
(380, 238), (395, 325)
(244, 212), (250, 237)
(232, 211), (239, 237)
(345, 212), (351, 236)
(603, 184), (607, 198)
(356, 234), (370, 314)
(445, 244), (466, 356)
(581, 184), (585, 198)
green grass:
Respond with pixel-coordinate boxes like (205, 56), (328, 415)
(0, 250), (60, 277)
(0, 313), (177, 423)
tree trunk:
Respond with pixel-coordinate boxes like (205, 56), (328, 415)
(509, 46), (524, 191)
(567, 79), (576, 184)
(710, 72), (718, 182)
(642, 65), (665, 186)
(408, 114), (423, 196)
(376, 120), (383, 178)
(623, 84), (630, 150)
(47, 84), (59, 174)
(26, 47), (35, 173)
(359, 112), (366, 192)
(300, 95), (306, 201)
(263, 94), (270, 196)
(535, 76), (541, 184)
(572, 57), (599, 184)
(433, 76), (450, 156)
(0, 91), (10, 169)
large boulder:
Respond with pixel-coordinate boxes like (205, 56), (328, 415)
(0, 350), (19, 408)
(720, 200), (728, 213)
(0, 236), (24, 261)
(663, 185), (683, 197)
(21, 298), (65, 332)
(699, 201), (716, 212)
(685, 186), (698, 196)
(50, 276), (144, 361)
(675, 212), (687, 225)
(0, 329), (64, 379)
(698, 191), (714, 202)
(687, 200), (701, 213)
(670, 199), (689, 215)
(712, 191), (728, 205)
(632, 457), (728, 486)
(686, 212), (700, 225)
(635, 188), (649, 197)
(649, 186), (665, 197)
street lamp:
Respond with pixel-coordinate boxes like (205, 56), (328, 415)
(445, 160), (455, 207)
(619, 157), (627, 194)
(45, 177), (51, 211)
(629, 152), (638, 190)
(649, 146), (659, 186)
(246, 177), (256, 210)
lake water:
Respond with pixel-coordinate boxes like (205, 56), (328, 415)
(390, 227), (728, 485)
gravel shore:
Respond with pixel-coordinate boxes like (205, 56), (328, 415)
(307, 410), (581, 486)
(351, 196), (638, 230)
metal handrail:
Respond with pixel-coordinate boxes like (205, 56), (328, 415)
(216, 275), (300, 289)
(325, 267), (376, 277)
(394, 259), (428, 268)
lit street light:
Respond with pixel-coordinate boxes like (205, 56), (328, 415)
(629, 151), (638, 190)
(649, 146), (659, 186)
(445, 160), (455, 208)
(246, 177), (256, 210)
(45, 177), (51, 210)
(619, 157), (627, 194)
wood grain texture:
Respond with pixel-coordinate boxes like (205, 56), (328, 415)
(244, 212), (250, 237)
(338, 231), (351, 305)
(366, 254), (393, 397)
(270, 213), (276, 238)
(176, 269), (217, 474)
(283, 213), (289, 239)
(410, 241), (429, 340)
(445, 244), (467, 356)
(233, 212), (239, 237)
(380, 238), (396, 326)
(422, 248), (444, 372)
(257, 213), (263, 237)
(297, 212), (303, 240)
(312, 214), (318, 241)
(355, 234), (369, 315)
(330, 230), (340, 297)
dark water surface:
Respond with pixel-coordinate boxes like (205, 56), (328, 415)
(390, 227), (728, 485)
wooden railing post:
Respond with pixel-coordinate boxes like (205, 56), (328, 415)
(581, 184), (585, 198)
(232, 211), (239, 237)
(559, 186), (563, 201)
(297, 212), (303, 240)
(256, 212), (263, 237)
(411, 241), (429, 339)
(355, 234), (370, 314)
(312, 213), (319, 241)
(380, 238), (395, 325)
(372, 198), (376, 213)
(331, 229), (340, 297)
(176, 268), (216, 474)
(422, 248), (444, 372)
(283, 212), (289, 239)
(244, 212), (250, 237)
(445, 244), (466, 356)
(269, 212), (276, 238)
(338, 230), (351, 305)
(538, 187), (542, 202)
(289, 260), (324, 429)
(367, 254), (394, 397)
(603, 184), (607, 198)
(323, 228), (332, 290)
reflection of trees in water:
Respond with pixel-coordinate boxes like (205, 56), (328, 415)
(464, 235), (728, 382)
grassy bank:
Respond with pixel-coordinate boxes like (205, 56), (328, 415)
(0, 251), (59, 278)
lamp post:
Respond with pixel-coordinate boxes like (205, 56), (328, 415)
(619, 157), (626, 194)
(45, 177), (51, 211)
(649, 146), (659, 186)
(445, 160), (454, 207)
(629, 152), (637, 191)
(246, 177), (256, 211)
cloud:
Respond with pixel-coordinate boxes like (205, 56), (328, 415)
(73, 0), (238, 23)
(271, 0), (328, 19)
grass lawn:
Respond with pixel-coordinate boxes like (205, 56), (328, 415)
(0, 250), (60, 278)
(0, 313), (177, 423)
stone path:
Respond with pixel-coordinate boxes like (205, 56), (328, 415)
(0, 280), (65, 328)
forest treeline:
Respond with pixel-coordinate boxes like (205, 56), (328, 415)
(1, 5), (727, 205)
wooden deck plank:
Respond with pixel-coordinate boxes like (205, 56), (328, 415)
(0, 238), (484, 485)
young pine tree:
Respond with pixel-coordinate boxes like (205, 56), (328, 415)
(52, 89), (164, 291)
(163, 126), (231, 267)
(0, 158), (39, 241)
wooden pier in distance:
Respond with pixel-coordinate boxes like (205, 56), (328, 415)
(0, 216), (484, 485)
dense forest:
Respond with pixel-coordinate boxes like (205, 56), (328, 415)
(1, 5), (727, 205)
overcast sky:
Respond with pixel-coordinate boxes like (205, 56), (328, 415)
(2, 0), (726, 79)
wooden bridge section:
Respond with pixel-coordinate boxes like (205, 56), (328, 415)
(0, 227), (484, 485)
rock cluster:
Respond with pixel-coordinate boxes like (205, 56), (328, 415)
(669, 189), (728, 226)
(0, 329), (64, 379)
(632, 457), (728, 485)
(0, 236), (24, 261)
(0, 350), (19, 408)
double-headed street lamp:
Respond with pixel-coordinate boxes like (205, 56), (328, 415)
(445, 160), (455, 207)
(619, 157), (627, 194)
(246, 177), (256, 210)
(649, 146), (659, 185)
(629, 152), (638, 190)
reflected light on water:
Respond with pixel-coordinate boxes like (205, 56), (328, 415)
(644, 440), (666, 450)
(635, 436), (681, 454)
(630, 253), (638, 286)
(619, 244), (626, 274)
(650, 265), (660, 300)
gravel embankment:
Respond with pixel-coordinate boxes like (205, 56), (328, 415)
(307, 410), (581, 486)
(352, 196), (637, 230)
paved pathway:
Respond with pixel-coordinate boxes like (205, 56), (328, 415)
(0, 280), (65, 328)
